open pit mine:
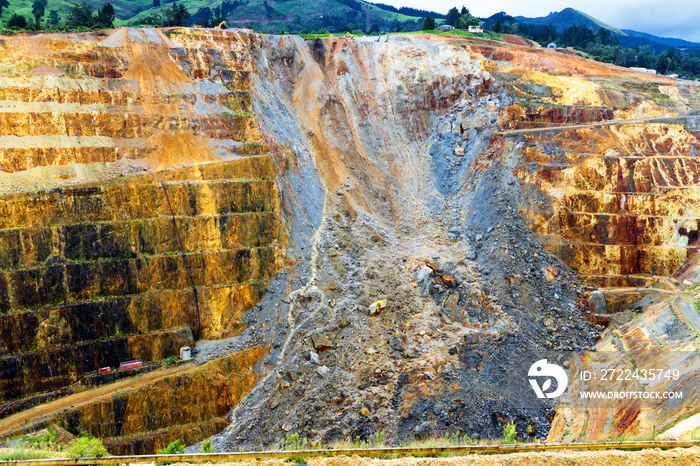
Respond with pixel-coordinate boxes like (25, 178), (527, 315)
(0, 27), (700, 455)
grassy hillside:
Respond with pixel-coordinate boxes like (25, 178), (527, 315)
(0, 0), (423, 31)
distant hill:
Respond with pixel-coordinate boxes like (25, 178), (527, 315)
(4, 0), (700, 55)
(368, 2), (444, 19)
(513, 8), (625, 35)
(507, 7), (700, 54)
(621, 29), (700, 49)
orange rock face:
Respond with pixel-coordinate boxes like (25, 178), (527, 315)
(513, 122), (700, 286)
(0, 27), (281, 453)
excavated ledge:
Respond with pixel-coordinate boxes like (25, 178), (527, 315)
(0, 280), (268, 356)
(0, 347), (264, 451)
(0, 327), (194, 401)
(103, 418), (227, 456)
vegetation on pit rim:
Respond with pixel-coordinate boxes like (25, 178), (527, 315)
(0, 425), (109, 461)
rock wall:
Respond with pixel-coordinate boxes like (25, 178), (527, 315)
(209, 33), (605, 449)
(0, 348), (264, 455)
(0, 28), (282, 447)
(213, 33), (700, 448)
(0, 156), (280, 401)
(514, 121), (700, 286)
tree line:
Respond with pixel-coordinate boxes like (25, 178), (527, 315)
(4, 1), (114, 30)
(421, 6), (479, 31)
(3, 0), (196, 31)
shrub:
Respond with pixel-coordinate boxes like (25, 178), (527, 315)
(159, 439), (185, 454)
(65, 437), (109, 458)
(503, 422), (517, 444)
(157, 439), (185, 465)
(280, 432), (309, 464)
(199, 438), (215, 454)
(8, 13), (28, 28)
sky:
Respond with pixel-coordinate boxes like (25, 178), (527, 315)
(377, 0), (700, 43)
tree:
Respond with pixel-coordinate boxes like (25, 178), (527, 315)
(445, 7), (459, 26)
(95, 3), (115, 28)
(421, 15), (435, 31)
(656, 55), (669, 75)
(163, 2), (191, 26)
(561, 25), (595, 48)
(460, 6), (470, 17)
(32, 0), (47, 16)
(0, 0), (8, 17)
(153, 0), (160, 7)
(48, 9), (60, 25)
(8, 13), (28, 28)
(537, 23), (557, 44)
(492, 19), (501, 33)
(455, 16), (466, 29)
(193, 7), (212, 26)
(139, 12), (162, 26)
(595, 27), (611, 45)
(34, 10), (42, 29)
(67, 2), (95, 28)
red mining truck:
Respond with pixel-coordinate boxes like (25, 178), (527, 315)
(119, 360), (143, 370)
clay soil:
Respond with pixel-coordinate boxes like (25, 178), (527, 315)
(501, 34), (531, 47)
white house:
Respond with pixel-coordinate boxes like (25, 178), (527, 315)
(468, 25), (483, 33)
(437, 24), (455, 31)
(630, 67), (657, 75)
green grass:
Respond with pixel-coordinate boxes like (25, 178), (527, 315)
(0, 446), (66, 461)
(397, 29), (504, 41)
(298, 29), (503, 41)
(65, 437), (109, 458)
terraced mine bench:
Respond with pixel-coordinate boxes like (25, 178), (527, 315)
(0, 27), (282, 453)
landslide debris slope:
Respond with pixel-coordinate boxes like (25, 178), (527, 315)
(216, 35), (610, 448)
(218, 34), (700, 447)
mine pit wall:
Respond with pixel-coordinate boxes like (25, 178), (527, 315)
(501, 103), (616, 130)
(0, 348), (264, 456)
(0, 154), (281, 402)
(0, 28), (294, 454)
(512, 118), (700, 287)
(0, 29), (266, 175)
(60, 348), (264, 455)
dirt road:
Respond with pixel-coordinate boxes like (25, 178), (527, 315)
(0, 363), (194, 439)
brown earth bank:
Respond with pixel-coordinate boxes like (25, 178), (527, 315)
(164, 447), (700, 466)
